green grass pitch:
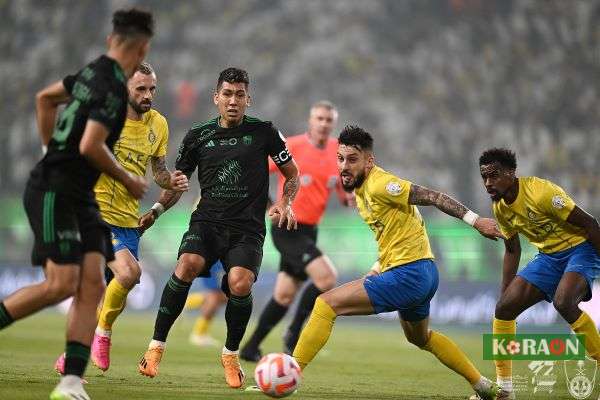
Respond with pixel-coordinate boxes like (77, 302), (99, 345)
(0, 312), (585, 399)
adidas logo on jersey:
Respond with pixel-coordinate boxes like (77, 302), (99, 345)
(205, 140), (215, 147)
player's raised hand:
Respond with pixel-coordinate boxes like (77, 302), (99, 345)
(125, 173), (148, 200)
(268, 201), (298, 230)
(169, 170), (189, 192)
(138, 210), (155, 235)
(473, 217), (506, 241)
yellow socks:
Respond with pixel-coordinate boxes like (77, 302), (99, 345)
(193, 316), (211, 336)
(98, 279), (130, 331)
(292, 297), (337, 370)
(571, 311), (600, 361)
(422, 330), (481, 385)
(493, 318), (516, 391)
(185, 293), (205, 310)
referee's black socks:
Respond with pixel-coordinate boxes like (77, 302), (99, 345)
(243, 297), (288, 351)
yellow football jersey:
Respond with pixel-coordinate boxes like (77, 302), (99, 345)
(492, 176), (586, 253)
(355, 166), (434, 273)
(95, 109), (169, 227)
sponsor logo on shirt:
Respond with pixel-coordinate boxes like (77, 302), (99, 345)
(385, 181), (402, 196)
(552, 195), (566, 209)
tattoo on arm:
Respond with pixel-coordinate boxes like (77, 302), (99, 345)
(158, 189), (183, 211)
(151, 156), (171, 189)
(282, 175), (300, 205)
(408, 184), (468, 219)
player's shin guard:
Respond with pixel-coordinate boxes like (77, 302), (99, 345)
(571, 311), (600, 361)
(64, 341), (90, 377)
(422, 330), (481, 385)
(493, 318), (516, 391)
(98, 279), (130, 331)
(0, 302), (14, 329)
(225, 293), (253, 351)
(292, 297), (336, 370)
(153, 274), (191, 342)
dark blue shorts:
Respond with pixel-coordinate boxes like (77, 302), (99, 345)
(364, 259), (439, 321)
(110, 225), (141, 260)
(518, 241), (600, 302)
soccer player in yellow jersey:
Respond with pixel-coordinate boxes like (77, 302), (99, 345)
(478, 148), (600, 399)
(293, 126), (508, 400)
(54, 62), (189, 374)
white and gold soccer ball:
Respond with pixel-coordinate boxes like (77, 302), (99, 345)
(254, 353), (302, 398)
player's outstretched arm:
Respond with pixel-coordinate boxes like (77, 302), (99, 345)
(268, 160), (300, 230)
(407, 183), (505, 241)
(35, 80), (71, 147)
(501, 234), (521, 293)
(567, 206), (600, 255)
(150, 155), (189, 192)
(80, 120), (148, 199)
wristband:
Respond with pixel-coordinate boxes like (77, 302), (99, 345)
(42, 145), (48, 155)
(462, 210), (479, 226)
(151, 202), (165, 219)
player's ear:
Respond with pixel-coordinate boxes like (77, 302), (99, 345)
(213, 90), (219, 105)
(246, 95), (251, 107)
(366, 153), (375, 168)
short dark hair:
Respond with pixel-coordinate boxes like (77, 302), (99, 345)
(136, 61), (155, 75)
(217, 67), (249, 91)
(338, 125), (373, 152)
(479, 148), (517, 170)
(112, 8), (154, 38)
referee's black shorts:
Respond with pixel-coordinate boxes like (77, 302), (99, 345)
(271, 223), (322, 281)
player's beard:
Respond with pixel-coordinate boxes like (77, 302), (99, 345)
(341, 171), (366, 192)
(129, 98), (151, 115)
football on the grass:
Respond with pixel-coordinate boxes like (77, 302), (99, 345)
(254, 353), (302, 398)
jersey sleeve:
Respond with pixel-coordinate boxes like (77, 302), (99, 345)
(62, 74), (76, 94)
(538, 180), (577, 221)
(267, 125), (293, 167)
(371, 174), (411, 210)
(153, 115), (169, 158)
(175, 129), (199, 179)
(88, 84), (124, 133)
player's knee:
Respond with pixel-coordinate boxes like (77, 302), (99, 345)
(45, 279), (77, 303)
(494, 297), (515, 320)
(176, 257), (204, 282)
(274, 291), (295, 307)
(552, 294), (576, 316)
(407, 333), (429, 348)
(118, 262), (141, 288)
(317, 292), (338, 312)
(314, 272), (337, 292)
(228, 278), (252, 296)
